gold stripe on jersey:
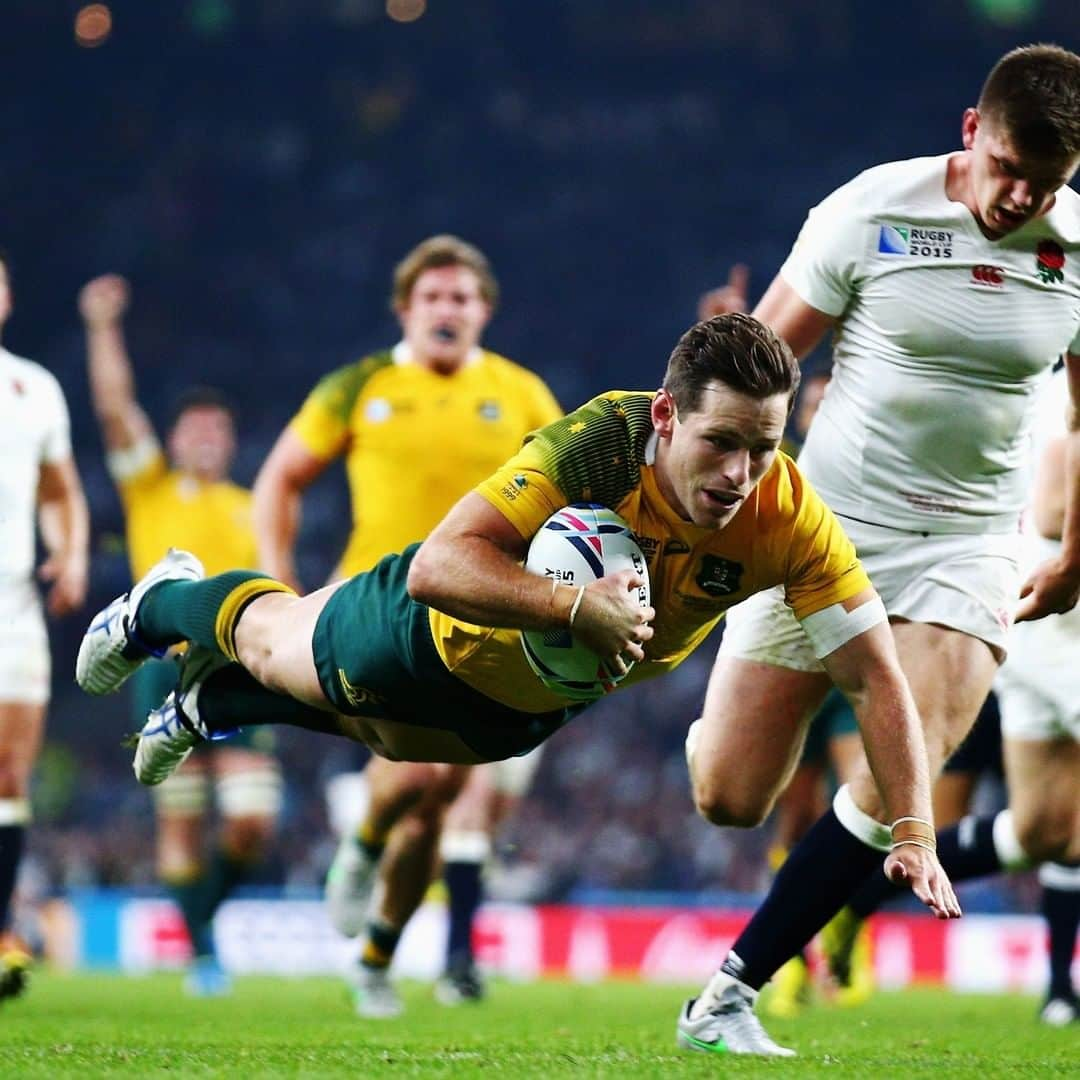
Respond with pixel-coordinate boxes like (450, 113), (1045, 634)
(214, 579), (296, 662)
(116, 450), (258, 579)
(429, 391), (870, 713)
(287, 349), (563, 575)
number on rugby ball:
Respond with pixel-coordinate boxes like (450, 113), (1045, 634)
(522, 503), (651, 701)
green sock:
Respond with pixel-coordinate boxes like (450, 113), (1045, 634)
(170, 876), (215, 958)
(199, 666), (342, 737)
(135, 571), (282, 653)
(198, 848), (252, 928)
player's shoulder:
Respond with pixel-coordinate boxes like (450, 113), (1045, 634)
(553, 390), (653, 445)
(0, 348), (66, 411)
(477, 348), (547, 385)
(825, 154), (950, 216)
(305, 349), (395, 408)
(1043, 183), (1080, 243)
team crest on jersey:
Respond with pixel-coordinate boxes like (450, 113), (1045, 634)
(695, 555), (744, 597)
(478, 399), (502, 421)
(877, 224), (954, 259)
(1035, 241), (1065, 284)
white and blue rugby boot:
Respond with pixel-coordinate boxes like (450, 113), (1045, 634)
(132, 644), (231, 785)
(77, 548), (204, 695)
(677, 976), (796, 1057)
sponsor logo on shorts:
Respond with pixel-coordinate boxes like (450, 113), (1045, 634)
(695, 556), (744, 597)
(336, 669), (386, 712)
(970, 264), (1005, 288)
(877, 224), (954, 258)
(1035, 240), (1065, 284)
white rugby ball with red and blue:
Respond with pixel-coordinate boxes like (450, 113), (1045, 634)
(522, 504), (650, 701)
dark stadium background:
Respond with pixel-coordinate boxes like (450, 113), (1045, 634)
(3, 1), (1067, 905)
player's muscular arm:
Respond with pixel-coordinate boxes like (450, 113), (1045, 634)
(36, 456), (90, 616)
(821, 593), (960, 919)
(1016, 351), (1080, 622)
(253, 428), (329, 589)
(78, 274), (153, 451)
(752, 276), (836, 360)
(408, 492), (654, 666)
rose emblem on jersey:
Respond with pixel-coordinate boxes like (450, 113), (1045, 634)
(695, 555), (744, 597)
(1035, 240), (1065, 284)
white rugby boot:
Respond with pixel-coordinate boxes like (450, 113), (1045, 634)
(132, 645), (227, 785)
(351, 964), (403, 1019)
(77, 548), (204, 695)
(325, 833), (381, 938)
(677, 976), (796, 1057)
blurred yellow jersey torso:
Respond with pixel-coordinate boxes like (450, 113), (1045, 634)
(429, 392), (870, 712)
(288, 344), (562, 575)
(111, 444), (257, 579)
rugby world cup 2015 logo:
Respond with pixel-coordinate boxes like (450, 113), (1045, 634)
(1035, 241), (1065, 284)
(878, 225), (909, 255)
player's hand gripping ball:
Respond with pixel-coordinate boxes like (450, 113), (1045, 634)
(522, 504), (650, 700)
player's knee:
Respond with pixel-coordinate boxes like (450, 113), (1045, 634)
(220, 813), (275, 856)
(1013, 808), (1073, 864)
(693, 781), (771, 829)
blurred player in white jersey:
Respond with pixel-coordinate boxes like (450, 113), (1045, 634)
(0, 253), (89, 999)
(994, 365), (1080, 1024)
(679, 45), (1080, 1055)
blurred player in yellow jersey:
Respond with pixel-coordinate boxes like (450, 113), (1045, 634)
(79, 275), (282, 997)
(253, 235), (561, 1016)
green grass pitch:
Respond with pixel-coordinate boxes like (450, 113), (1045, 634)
(0, 973), (1073, 1077)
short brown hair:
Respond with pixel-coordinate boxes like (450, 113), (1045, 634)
(390, 234), (499, 312)
(978, 44), (1080, 159)
(663, 314), (800, 416)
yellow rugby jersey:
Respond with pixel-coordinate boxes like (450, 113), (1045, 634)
(114, 448), (257, 580)
(429, 391), (870, 713)
(288, 347), (562, 575)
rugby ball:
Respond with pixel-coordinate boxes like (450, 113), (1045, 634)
(522, 504), (650, 701)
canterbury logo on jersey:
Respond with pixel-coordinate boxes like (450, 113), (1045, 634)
(970, 265), (1005, 288)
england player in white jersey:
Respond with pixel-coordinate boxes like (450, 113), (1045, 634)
(679, 44), (1080, 1055)
(0, 253), (89, 999)
(994, 367), (1080, 1024)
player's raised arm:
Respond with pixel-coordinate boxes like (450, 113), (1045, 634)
(407, 491), (653, 669)
(752, 276), (836, 361)
(1015, 350), (1080, 622)
(36, 455), (90, 617)
(78, 274), (154, 451)
(252, 427), (329, 590)
(816, 589), (960, 920)
(697, 264), (750, 320)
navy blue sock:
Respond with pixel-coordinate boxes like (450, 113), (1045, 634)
(722, 808), (881, 990)
(444, 860), (483, 971)
(1042, 881), (1080, 1001)
(0, 825), (25, 931)
(850, 813), (1003, 919)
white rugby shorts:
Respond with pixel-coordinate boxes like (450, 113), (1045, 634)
(0, 578), (50, 704)
(720, 517), (1021, 671)
(488, 745), (545, 797)
(995, 606), (1080, 742)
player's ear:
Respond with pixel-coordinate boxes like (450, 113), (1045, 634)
(652, 389), (677, 438)
(961, 107), (980, 151)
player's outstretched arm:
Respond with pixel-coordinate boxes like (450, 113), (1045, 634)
(820, 594), (961, 919)
(408, 492), (654, 669)
(1016, 350), (1080, 623)
(78, 274), (153, 451)
(252, 428), (329, 591)
(36, 455), (89, 616)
